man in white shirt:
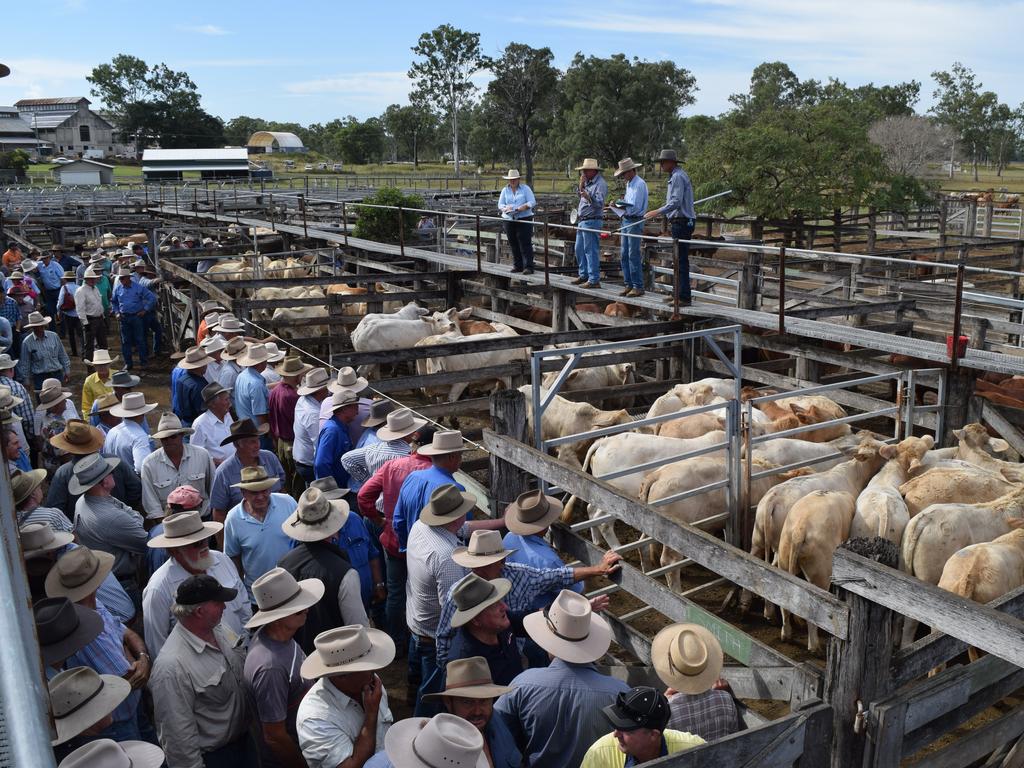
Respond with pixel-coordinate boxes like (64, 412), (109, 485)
(75, 266), (107, 361)
(190, 382), (236, 467)
(141, 412), (216, 519)
(200, 335), (226, 385)
(292, 367), (331, 487)
(103, 392), (156, 474)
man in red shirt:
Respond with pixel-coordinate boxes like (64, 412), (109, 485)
(267, 356), (309, 495)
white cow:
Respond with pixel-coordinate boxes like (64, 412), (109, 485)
(541, 362), (636, 410)
(899, 467), (1016, 516)
(851, 435), (934, 543)
(416, 324), (526, 402)
(951, 423), (1024, 483)
(520, 385), (632, 466)
(350, 303), (455, 378)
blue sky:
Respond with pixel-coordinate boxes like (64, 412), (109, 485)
(1, 0), (1020, 124)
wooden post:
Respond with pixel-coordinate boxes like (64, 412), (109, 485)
(941, 368), (982, 447)
(489, 389), (529, 515)
(964, 201), (977, 236)
(866, 207), (877, 253)
(738, 250), (761, 310)
(398, 206), (405, 258)
(983, 203), (994, 237)
(832, 207), (842, 253)
(551, 289), (568, 333)
(778, 246), (787, 335)
(446, 271), (461, 310)
(342, 202), (348, 246)
(824, 539), (900, 768)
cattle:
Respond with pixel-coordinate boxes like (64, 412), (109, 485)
(263, 256), (313, 279)
(951, 423), (1023, 483)
(604, 302), (635, 318)
(747, 434), (860, 471)
(851, 435), (934, 544)
(270, 305), (328, 340)
(541, 362), (636, 411)
(458, 320), (497, 335)
(758, 395), (847, 423)
(416, 324), (525, 402)
(252, 286), (325, 321)
(520, 385), (632, 466)
(204, 258), (254, 282)
(350, 303), (456, 378)
(899, 467), (1017, 516)
(657, 398), (730, 439)
(777, 490), (858, 653)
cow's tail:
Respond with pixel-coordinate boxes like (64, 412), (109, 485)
(561, 439), (598, 524)
(900, 513), (927, 575)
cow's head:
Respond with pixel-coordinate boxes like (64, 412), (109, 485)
(954, 423), (1010, 454)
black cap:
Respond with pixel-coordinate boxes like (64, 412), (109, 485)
(602, 687), (670, 731)
(175, 574), (238, 606)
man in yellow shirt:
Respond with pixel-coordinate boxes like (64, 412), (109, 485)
(81, 349), (117, 416)
(581, 687), (705, 768)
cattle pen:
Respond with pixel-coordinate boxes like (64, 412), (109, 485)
(6, 182), (1024, 767)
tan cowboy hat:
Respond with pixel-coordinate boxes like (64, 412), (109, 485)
(575, 158), (602, 171)
(200, 335), (227, 355)
(220, 417), (270, 444)
(23, 310), (52, 328)
(417, 430), (469, 456)
(384, 714), (487, 768)
(61, 270), (77, 280)
(307, 477), (348, 500)
(94, 393), (120, 414)
(300, 624), (396, 679)
(115, 267), (133, 280)
(83, 266), (102, 280)
(231, 465), (278, 492)
(613, 157), (643, 177)
(448, 573), (512, 628)
(36, 378), (71, 411)
(502, 169), (522, 180)
(297, 367), (331, 396)
(20, 522), (74, 559)
(68, 454), (120, 495)
(176, 345), (214, 370)
(263, 341), (287, 363)
(147, 510), (222, 549)
(83, 349), (119, 367)
(245, 567), (325, 629)
(216, 316), (245, 335)
(452, 530), (516, 568)
(152, 412), (195, 440)
(220, 336), (249, 361)
(110, 392), (157, 419)
(329, 366), (368, 395)
(12, 468), (47, 505)
(50, 419), (106, 455)
(0, 352), (18, 370)
(422, 656), (513, 701)
(205, 313), (223, 332)
(651, 622), (724, 695)
(376, 407), (427, 441)
(276, 356), (311, 378)
(49, 667), (132, 746)
(237, 342), (270, 367)
(57, 739), (165, 768)
(523, 589), (612, 664)
(45, 546), (115, 603)
(362, 399), (395, 428)
(0, 384), (23, 410)
(420, 484), (478, 526)
(199, 300), (227, 317)
(505, 489), (564, 535)
(283, 487), (350, 542)
(328, 388), (359, 412)
(35, 598), (104, 667)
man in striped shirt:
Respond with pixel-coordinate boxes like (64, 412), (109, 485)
(17, 311), (70, 390)
(0, 353), (36, 450)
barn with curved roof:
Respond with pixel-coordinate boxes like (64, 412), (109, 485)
(247, 131), (306, 153)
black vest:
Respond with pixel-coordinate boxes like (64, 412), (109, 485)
(277, 540), (353, 654)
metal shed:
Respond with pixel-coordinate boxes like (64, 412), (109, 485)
(51, 158), (115, 185)
(142, 148), (251, 181)
(247, 131), (305, 153)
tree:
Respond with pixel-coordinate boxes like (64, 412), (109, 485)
(382, 102), (435, 168)
(409, 25), (489, 177)
(223, 115), (268, 146)
(466, 95), (516, 169)
(868, 115), (955, 176)
(0, 150), (30, 180)
(486, 43), (559, 184)
(551, 54), (696, 166)
(931, 62), (997, 181)
(334, 118), (386, 165)
(987, 102), (1023, 177)
(353, 187), (423, 243)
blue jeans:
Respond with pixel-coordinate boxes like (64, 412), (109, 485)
(620, 218), (645, 289)
(386, 551), (409, 650)
(671, 219), (697, 300)
(144, 309), (163, 355)
(119, 314), (146, 368)
(31, 369), (63, 390)
(575, 218), (603, 283)
(409, 635), (438, 710)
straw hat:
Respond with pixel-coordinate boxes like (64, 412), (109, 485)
(651, 623), (724, 695)
(328, 388), (359, 413)
(68, 454), (120, 495)
(219, 417), (269, 445)
(231, 465), (278, 492)
(0, 384), (23, 411)
(452, 530), (516, 568)
(329, 367), (368, 395)
(147, 510), (222, 549)
(109, 370), (140, 388)
(109, 392), (157, 419)
(219, 336), (248, 362)
(152, 412), (195, 440)
(307, 477), (348, 500)
(61, 270), (76, 280)
(419, 484), (478, 526)
(276, 356), (311, 378)
(49, 419), (105, 455)
(115, 267), (133, 280)
(11, 468), (47, 505)
(200, 335), (227, 355)
(9, 270), (24, 279)
(201, 381), (231, 404)
(176, 345), (214, 370)
(199, 300), (226, 317)
(34, 598), (104, 667)
(383, 714), (487, 768)
(245, 568), (325, 629)
(502, 169), (521, 181)
(83, 349), (119, 367)
(575, 158), (602, 171)
(655, 149), (679, 162)
(263, 341), (286, 363)
(216, 316), (245, 335)
(0, 352), (17, 370)
(45, 546), (115, 603)
(49, 666), (132, 746)
(20, 522), (74, 559)
(57, 739), (165, 768)
(448, 573), (512, 628)
(300, 625), (396, 680)
(362, 399), (395, 428)
(417, 430), (469, 456)
(282, 487), (350, 542)
(94, 393), (120, 414)
(297, 367), (331, 396)
(613, 157), (643, 177)
(523, 589), (612, 664)
(504, 489), (564, 535)
(23, 311), (52, 328)
(422, 656), (513, 701)
(36, 378), (71, 411)
(237, 342), (270, 368)
(83, 266), (102, 280)
(375, 407), (427, 441)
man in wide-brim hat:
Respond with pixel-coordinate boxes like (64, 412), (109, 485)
(497, 168), (537, 275)
(110, 263), (156, 371)
(174, 345), (215, 427)
(223, 465), (298, 592)
(296, 624), (396, 767)
(141, 411), (213, 520)
(644, 148), (698, 306)
(35, 597), (105, 669)
(190, 380), (235, 467)
(209, 417), (286, 531)
(340, 402), (420, 502)
(105, 392), (157, 474)
(18, 309), (70, 390)
(56, 738), (165, 768)
(81, 349), (118, 417)
(49, 665), (132, 747)
(610, 157), (650, 298)
(314, 388), (360, 493)
(572, 158), (609, 289)
(374, 713), (488, 768)
(268, 355), (310, 494)
(320, 365), (374, 447)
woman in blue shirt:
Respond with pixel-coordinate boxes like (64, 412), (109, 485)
(497, 169), (537, 275)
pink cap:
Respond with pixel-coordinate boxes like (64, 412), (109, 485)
(167, 485), (203, 509)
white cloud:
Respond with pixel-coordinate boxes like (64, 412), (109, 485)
(0, 58), (94, 105)
(285, 71), (413, 102)
(178, 24), (231, 36)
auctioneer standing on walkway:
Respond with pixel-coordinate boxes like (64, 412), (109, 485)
(645, 149), (697, 306)
(611, 158), (649, 298)
(497, 169), (537, 275)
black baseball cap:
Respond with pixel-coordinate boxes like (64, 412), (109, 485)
(602, 687), (670, 731)
(176, 574), (238, 606)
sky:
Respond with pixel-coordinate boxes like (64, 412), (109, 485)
(1, 0), (1020, 125)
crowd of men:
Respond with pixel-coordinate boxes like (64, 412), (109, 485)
(5, 188), (742, 768)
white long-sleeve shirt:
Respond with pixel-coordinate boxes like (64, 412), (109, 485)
(74, 283), (104, 322)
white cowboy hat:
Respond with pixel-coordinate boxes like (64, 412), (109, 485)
(57, 739), (165, 768)
(237, 342), (270, 367)
(504, 489), (564, 536)
(23, 311), (52, 328)
(575, 158), (602, 171)
(384, 714), (487, 768)
(35, 379), (71, 411)
(297, 367), (331, 396)
(263, 341), (287, 363)
(147, 510), (222, 549)
(200, 335), (227, 355)
(523, 589), (612, 664)
(245, 568), (325, 629)
(282, 487), (350, 543)
(375, 407), (427, 441)
(0, 352), (17, 369)
(49, 667), (132, 746)
(421, 656), (513, 701)
(83, 349), (119, 367)
(300, 625), (396, 680)
(45, 546), (115, 603)
(613, 157), (643, 177)
(329, 366), (368, 395)
(20, 522), (74, 560)
(151, 412), (195, 440)
(651, 622), (724, 695)
(451, 530), (516, 568)
(109, 391), (157, 419)
(83, 266), (102, 279)
(448, 573), (512, 629)
(419, 484), (478, 527)
(176, 345), (214, 370)
(417, 430), (469, 456)
(216, 315), (245, 334)
(502, 169), (522, 181)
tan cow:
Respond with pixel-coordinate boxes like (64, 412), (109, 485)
(899, 467), (1016, 516)
(851, 435), (934, 543)
(777, 490), (858, 653)
(541, 362), (636, 410)
(520, 385), (631, 466)
(952, 423), (1024, 483)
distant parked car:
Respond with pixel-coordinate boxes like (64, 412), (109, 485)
(52, 157), (73, 165)
(304, 164), (313, 171)
(332, 163), (343, 172)
(317, 162), (327, 170)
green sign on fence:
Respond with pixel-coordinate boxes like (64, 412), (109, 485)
(684, 605), (752, 666)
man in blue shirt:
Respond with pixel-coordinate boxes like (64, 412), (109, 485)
(611, 157), (649, 298)
(503, 489), (585, 606)
(391, 430), (468, 552)
(314, 389), (358, 492)
(173, 346), (214, 427)
(234, 342), (272, 449)
(572, 159), (608, 289)
(497, 169), (537, 274)
(645, 149), (697, 306)
(110, 268), (156, 370)
(35, 251), (64, 320)
(223, 466), (298, 591)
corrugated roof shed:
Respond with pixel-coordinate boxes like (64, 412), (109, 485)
(142, 148), (249, 162)
(14, 97), (88, 107)
(20, 112), (76, 130)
